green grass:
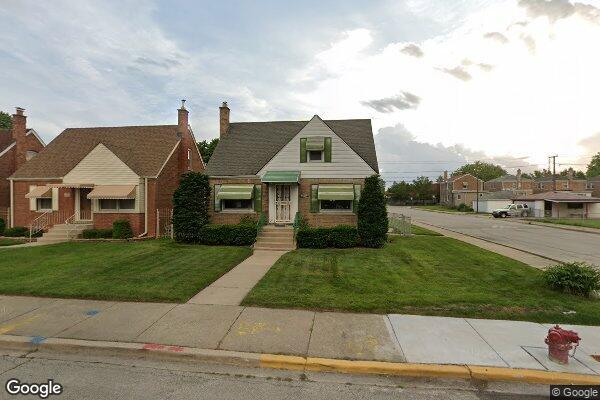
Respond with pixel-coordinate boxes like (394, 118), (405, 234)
(243, 236), (600, 325)
(531, 218), (600, 229)
(0, 239), (25, 246)
(410, 225), (442, 236)
(0, 240), (251, 302)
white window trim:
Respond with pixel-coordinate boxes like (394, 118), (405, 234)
(307, 150), (324, 163)
(319, 199), (353, 214)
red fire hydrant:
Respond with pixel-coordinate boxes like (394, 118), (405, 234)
(545, 325), (580, 365)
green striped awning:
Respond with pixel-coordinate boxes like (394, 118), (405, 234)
(306, 136), (325, 151)
(261, 171), (300, 183)
(216, 184), (254, 200)
(318, 184), (355, 200)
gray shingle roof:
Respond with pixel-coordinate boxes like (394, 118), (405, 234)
(10, 125), (180, 179)
(479, 190), (517, 200)
(206, 118), (378, 176)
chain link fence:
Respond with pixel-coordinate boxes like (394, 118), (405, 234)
(156, 208), (174, 239)
(388, 212), (412, 235)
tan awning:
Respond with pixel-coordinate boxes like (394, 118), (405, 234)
(25, 186), (52, 198)
(87, 185), (136, 199)
(47, 183), (95, 189)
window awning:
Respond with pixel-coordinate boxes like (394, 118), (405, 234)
(25, 186), (52, 198)
(48, 183), (95, 189)
(217, 184), (254, 200)
(306, 137), (325, 151)
(261, 171), (300, 183)
(87, 185), (136, 199)
(318, 184), (355, 200)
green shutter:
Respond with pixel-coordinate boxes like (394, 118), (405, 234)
(214, 184), (221, 212)
(353, 184), (361, 213)
(310, 185), (319, 213)
(300, 138), (307, 163)
(324, 137), (332, 162)
(254, 185), (262, 212)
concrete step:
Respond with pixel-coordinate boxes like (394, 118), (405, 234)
(262, 226), (293, 232)
(256, 236), (294, 244)
(254, 241), (296, 250)
(52, 224), (93, 231)
(36, 238), (68, 244)
(258, 234), (294, 241)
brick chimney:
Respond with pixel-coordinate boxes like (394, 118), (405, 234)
(567, 168), (574, 180)
(177, 100), (193, 172)
(219, 101), (230, 138)
(178, 99), (189, 133)
(443, 170), (448, 181)
(516, 168), (522, 189)
(12, 107), (27, 169)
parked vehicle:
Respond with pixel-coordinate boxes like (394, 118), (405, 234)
(492, 203), (529, 218)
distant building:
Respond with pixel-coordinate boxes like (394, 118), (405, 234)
(439, 171), (486, 207)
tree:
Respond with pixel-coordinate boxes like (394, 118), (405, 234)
(412, 176), (434, 200)
(587, 152), (600, 177)
(197, 138), (219, 163)
(173, 172), (211, 243)
(453, 161), (506, 182)
(357, 175), (388, 248)
(0, 111), (11, 130)
(387, 181), (411, 202)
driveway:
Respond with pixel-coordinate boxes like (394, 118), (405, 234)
(390, 206), (600, 265)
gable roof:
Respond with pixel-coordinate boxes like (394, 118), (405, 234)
(205, 118), (378, 176)
(10, 125), (180, 179)
(450, 173), (482, 182)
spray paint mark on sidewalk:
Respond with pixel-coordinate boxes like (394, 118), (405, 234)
(85, 310), (100, 316)
(30, 336), (46, 344)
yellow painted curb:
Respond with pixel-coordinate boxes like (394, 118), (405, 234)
(469, 366), (600, 385)
(259, 354), (306, 371)
(306, 358), (471, 379)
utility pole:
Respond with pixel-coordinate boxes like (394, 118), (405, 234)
(549, 155), (558, 191)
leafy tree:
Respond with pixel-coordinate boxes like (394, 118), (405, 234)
(0, 111), (11, 130)
(387, 181), (411, 202)
(197, 138), (219, 163)
(357, 175), (388, 248)
(587, 152), (600, 177)
(412, 176), (435, 200)
(173, 172), (211, 243)
(453, 161), (506, 181)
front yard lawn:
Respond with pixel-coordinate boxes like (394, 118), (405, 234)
(531, 218), (600, 230)
(0, 240), (251, 302)
(0, 239), (24, 246)
(410, 225), (442, 236)
(243, 236), (600, 325)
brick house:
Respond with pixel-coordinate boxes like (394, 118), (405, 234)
(483, 169), (533, 196)
(0, 108), (45, 220)
(533, 174), (591, 194)
(205, 103), (378, 227)
(439, 172), (486, 208)
(8, 103), (203, 236)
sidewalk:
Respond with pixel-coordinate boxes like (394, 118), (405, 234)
(0, 295), (598, 378)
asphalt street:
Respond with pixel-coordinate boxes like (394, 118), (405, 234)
(0, 351), (548, 400)
(390, 207), (600, 265)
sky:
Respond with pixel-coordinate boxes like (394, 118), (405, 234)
(1, 0), (599, 182)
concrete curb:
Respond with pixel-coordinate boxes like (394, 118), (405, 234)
(2, 334), (598, 385)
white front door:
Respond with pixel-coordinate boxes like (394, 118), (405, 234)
(275, 184), (292, 223)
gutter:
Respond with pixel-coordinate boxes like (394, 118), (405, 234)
(9, 180), (14, 228)
(138, 178), (148, 237)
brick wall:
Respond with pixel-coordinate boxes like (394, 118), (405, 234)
(0, 147), (14, 209)
(209, 177), (263, 225)
(93, 213), (145, 236)
(12, 180), (62, 227)
(299, 178), (364, 227)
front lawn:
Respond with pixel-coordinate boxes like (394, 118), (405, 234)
(243, 236), (600, 325)
(0, 240), (251, 302)
(410, 225), (442, 236)
(0, 239), (24, 246)
(531, 218), (600, 230)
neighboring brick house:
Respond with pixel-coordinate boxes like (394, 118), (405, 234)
(588, 175), (600, 198)
(8, 103), (204, 236)
(205, 103), (378, 227)
(484, 169), (533, 196)
(439, 172), (486, 207)
(533, 175), (591, 194)
(0, 108), (45, 217)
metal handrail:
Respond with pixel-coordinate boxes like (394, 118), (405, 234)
(29, 211), (52, 241)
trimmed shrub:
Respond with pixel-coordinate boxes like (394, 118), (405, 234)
(239, 215), (257, 226)
(3, 227), (30, 237)
(82, 229), (113, 239)
(456, 203), (474, 212)
(543, 262), (600, 297)
(112, 219), (133, 239)
(173, 172), (211, 243)
(0, 218), (5, 235)
(296, 225), (358, 248)
(197, 224), (257, 246)
(357, 175), (389, 248)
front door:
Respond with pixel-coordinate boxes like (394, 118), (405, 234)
(275, 185), (291, 223)
(78, 188), (92, 221)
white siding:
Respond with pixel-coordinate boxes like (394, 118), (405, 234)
(258, 116), (376, 179)
(63, 143), (140, 185)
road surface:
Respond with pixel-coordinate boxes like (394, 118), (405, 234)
(390, 207), (600, 265)
(0, 351), (547, 400)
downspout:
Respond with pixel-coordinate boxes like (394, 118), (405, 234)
(138, 177), (148, 237)
(9, 180), (14, 228)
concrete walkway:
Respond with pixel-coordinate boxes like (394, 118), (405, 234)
(187, 250), (288, 306)
(0, 295), (598, 375)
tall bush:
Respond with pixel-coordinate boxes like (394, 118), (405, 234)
(543, 262), (600, 297)
(112, 219), (133, 239)
(173, 172), (211, 243)
(357, 175), (389, 248)
(0, 218), (5, 235)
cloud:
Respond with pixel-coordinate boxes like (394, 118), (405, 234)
(361, 92), (421, 113)
(477, 63), (495, 72)
(438, 66), (472, 81)
(520, 34), (537, 54)
(483, 31), (509, 43)
(401, 44), (424, 58)
(518, 0), (600, 24)
(578, 132), (600, 154)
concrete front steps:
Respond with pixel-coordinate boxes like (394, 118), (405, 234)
(36, 223), (93, 244)
(254, 225), (295, 251)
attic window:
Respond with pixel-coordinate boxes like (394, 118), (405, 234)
(308, 150), (323, 162)
(462, 182), (468, 189)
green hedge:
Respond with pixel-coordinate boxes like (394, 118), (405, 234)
(197, 224), (257, 246)
(3, 226), (42, 237)
(0, 218), (5, 235)
(82, 229), (114, 239)
(173, 172), (210, 243)
(543, 262), (600, 298)
(357, 175), (389, 248)
(112, 219), (133, 239)
(296, 225), (358, 248)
